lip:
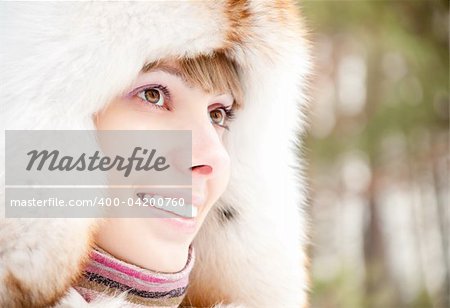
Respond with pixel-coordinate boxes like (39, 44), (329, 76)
(135, 190), (205, 219)
(159, 216), (197, 233)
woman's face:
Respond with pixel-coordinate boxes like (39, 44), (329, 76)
(94, 61), (233, 270)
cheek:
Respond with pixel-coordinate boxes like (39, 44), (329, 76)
(205, 151), (231, 210)
(95, 99), (131, 130)
(95, 98), (167, 130)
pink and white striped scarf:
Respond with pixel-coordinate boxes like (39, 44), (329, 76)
(74, 245), (195, 307)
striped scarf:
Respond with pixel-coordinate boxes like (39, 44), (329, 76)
(74, 245), (195, 307)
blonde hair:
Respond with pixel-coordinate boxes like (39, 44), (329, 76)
(143, 52), (243, 109)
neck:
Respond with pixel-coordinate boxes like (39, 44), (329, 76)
(94, 220), (192, 272)
(117, 240), (191, 273)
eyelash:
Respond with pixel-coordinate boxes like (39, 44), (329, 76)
(132, 84), (236, 130)
(219, 106), (236, 131)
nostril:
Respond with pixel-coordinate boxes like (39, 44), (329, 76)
(191, 165), (212, 175)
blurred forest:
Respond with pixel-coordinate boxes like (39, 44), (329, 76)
(302, 1), (449, 308)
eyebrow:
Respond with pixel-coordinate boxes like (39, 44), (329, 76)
(141, 63), (192, 86)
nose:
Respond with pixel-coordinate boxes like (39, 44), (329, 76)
(168, 96), (231, 184)
(189, 119), (229, 181)
(170, 127), (227, 187)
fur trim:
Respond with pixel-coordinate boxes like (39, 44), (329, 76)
(0, 219), (98, 307)
(52, 287), (246, 308)
(54, 288), (126, 308)
(0, 1), (311, 307)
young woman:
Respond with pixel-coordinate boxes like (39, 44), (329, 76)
(0, 1), (312, 307)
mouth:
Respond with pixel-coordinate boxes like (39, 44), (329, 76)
(136, 192), (198, 219)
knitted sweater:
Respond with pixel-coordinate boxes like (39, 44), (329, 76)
(74, 246), (195, 307)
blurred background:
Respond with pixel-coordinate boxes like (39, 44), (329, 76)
(301, 1), (449, 307)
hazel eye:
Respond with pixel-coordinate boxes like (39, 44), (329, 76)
(210, 109), (226, 126)
(137, 88), (164, 106)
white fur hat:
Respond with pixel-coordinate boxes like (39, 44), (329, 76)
(0, 1), (311, 307)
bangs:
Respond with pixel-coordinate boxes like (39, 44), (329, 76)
(143, 52), (243, 108)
